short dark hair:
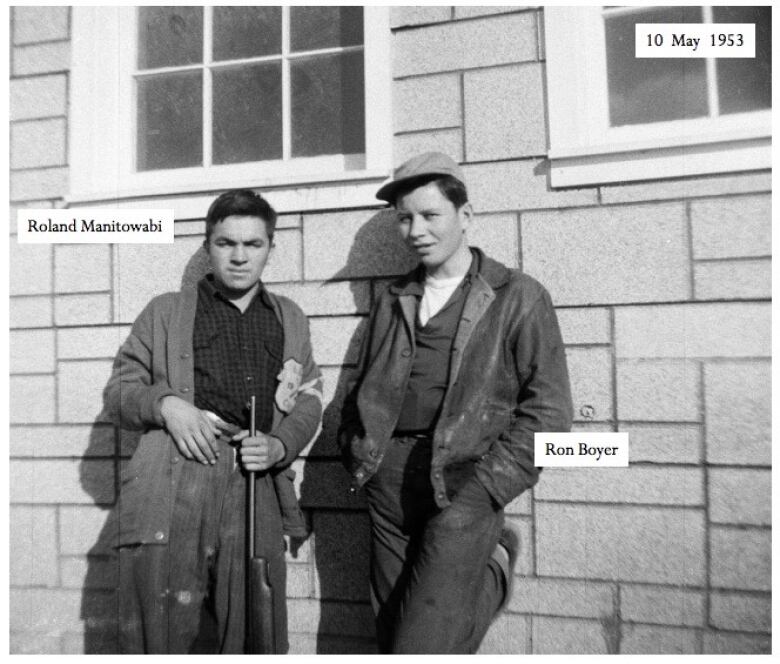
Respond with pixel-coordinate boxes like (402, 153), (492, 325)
(391, 174), (469, 209)
(205, 189), (277, 243)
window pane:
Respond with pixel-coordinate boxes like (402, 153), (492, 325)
(213, 64), (282, 165)
(137, 73), (203, 171)
(290, 7), (363, 52)
(714, 6), (771, 115)
(605, 7), (707, 126)
(213, 7), (281, 61)
(291, 51), (365, 157)
(138, 7), (203, 69)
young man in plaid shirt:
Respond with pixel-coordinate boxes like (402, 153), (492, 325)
(103, 190), (322, 653)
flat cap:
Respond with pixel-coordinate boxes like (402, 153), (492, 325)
(375, 151), (465, 203)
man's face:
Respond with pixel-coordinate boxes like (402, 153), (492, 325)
(207, 215), (272, 296)
(396, 181), (472, 277)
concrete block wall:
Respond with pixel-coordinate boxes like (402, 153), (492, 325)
(9, 6), (771, 654)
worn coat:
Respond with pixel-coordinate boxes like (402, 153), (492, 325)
(339, 249), (573, 509)
(101, 285), (322, 549)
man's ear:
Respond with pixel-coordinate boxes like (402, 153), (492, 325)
(460, 201), (474, 230)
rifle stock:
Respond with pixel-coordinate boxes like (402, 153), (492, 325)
(247, 556), (276, 654)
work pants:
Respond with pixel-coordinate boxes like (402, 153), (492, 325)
(363, 435), (505, 654)
(117, 439), (287, 653)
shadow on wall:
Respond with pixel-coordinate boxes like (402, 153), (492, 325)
(78, 420), (136, 652)
(296, 209), (416, 654)
(78, 208), (415, 654)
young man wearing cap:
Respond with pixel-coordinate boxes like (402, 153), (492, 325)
(101, 189), (322, 653)
(339, 153), (572, 653)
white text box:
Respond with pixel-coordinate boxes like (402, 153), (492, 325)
(18, 209), (174, 244)
(535, 433), (629, 467)
(636, 24), (756, 58)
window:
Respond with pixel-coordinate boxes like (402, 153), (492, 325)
(544, 6), (771, 186)
(135, 7), (365, 170)
(70, 7), (391, 205)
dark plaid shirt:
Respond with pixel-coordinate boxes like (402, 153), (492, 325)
(193, 275), (283, 433)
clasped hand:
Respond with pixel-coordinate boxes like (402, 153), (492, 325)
(160, 396), (284, 470)
(232, 429), (285, 471)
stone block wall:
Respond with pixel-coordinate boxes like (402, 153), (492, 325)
(9, 6), (771, 654)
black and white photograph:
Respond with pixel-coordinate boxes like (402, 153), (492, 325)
(8, 3), (772, 655)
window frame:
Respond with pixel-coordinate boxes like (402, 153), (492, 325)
(69, 6), (392, 206)
(544, 6), (771, 187)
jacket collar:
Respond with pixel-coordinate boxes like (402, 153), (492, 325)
(388, 247), (511, 296)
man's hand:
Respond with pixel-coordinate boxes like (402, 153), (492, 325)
(233, 431), (285, 472)
(204, 411), (241, 442)
(160, 396), (221, 465)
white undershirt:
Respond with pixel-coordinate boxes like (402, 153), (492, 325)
(418, 272), (467, 327)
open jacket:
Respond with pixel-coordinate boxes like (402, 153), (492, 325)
(339, 249), (572, 509)
(101, 285), (322, 549)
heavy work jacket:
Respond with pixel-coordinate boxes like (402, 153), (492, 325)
(339, 249), (572, 509)
(101, 286), (322, 549)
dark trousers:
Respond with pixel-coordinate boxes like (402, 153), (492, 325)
(117, 440), (287, 653)
(363, 436), (505, 654)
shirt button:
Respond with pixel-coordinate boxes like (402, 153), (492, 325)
(154, 531), (165, 541)
(181, 387), (190, 393)
(246, 376), (253, 382)
(172, 456), (179, 464)
(180, 352), (190, 359)
(401, 349), (411, 357)
(436, 492), (445, 501)
(433, 471), (441, 479)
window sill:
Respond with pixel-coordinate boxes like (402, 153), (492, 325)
(549, 136), (770, 188)
(66, 167), (391, 214)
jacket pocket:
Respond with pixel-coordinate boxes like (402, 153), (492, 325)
(192, 330), (225, 385)
(119, 431), (158, 483)
(264, 339), (283, 362)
